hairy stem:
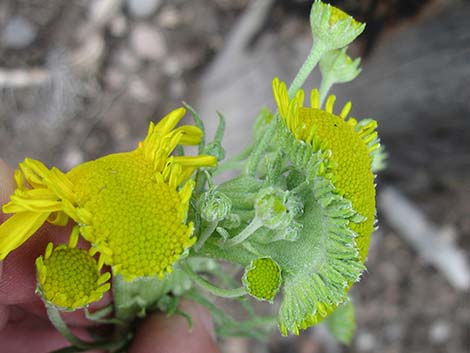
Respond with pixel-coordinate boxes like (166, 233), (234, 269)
(245, 119), (278, 176)
(47, 305), (126, 351)
(319, 75), (334, 108)
(224, 217), (263, 247)
(288, 42), (326, 99)
(195, 220), (218, 251)
(181, 261), (246, 298)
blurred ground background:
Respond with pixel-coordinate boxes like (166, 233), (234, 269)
(0, 0), (469, 352)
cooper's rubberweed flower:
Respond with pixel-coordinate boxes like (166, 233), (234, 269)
(0, 107), (216, 290)
(0, 1), (384, 349)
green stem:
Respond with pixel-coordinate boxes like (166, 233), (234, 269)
(194, 170), (207, 196)
(288, 41), (326, 99)
(224, 218), (263, 247)
(213, 160), (245, 175)
(319, 75), (334, 108)
(199, 241), (254, 267)
(47, 305), (126, 351)
(181, 262), (246, 298)
(245, 119), (278, 176)
(184, 289), (272, 340)
(195, 220), (218, 251)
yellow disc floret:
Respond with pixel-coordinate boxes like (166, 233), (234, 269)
(243, 257), (282, 302)
(36, 242), (110, 310)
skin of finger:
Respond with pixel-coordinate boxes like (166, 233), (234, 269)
(0, 159), (15, 216)
(0, 159), (16, 277)
(0, 315), (105, 353)
(130, 300), (220, 353)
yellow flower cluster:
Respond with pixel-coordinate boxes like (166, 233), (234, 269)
(0, 107), (217, 309)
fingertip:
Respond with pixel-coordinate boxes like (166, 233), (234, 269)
(0, 159), (15, 279)
(0, 159), (15, 218)
(130, 300), (220, 353)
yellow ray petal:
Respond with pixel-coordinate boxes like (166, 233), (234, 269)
(0, 211), (50, 260)
(154, 107), (186, 135)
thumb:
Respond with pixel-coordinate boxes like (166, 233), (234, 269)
(0, 159), (15, 328)
(130, 300), (220, 353)
(0, 159), (15, 270)
(0, 159), (15, 219)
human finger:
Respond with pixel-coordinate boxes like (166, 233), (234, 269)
(130, 300), (220, 353)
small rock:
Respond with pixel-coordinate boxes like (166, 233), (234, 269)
(110, 15), (128, 37)
(89, 0), (122, 29)
(429, 320), (451, 344)
(384, 323), (403, 341)
(69, 34), (105, 75)
(157, 6), (181, 29)
(128, 78), (153, 103)
(163, 57), (182, 76)
(130, 23), (166, 61)
(105, 68), (127, 89)
(63, 147), (84, 170)
(1, 17), (37, 49)
(356, 331), (377, 352)
(115, 48), (140, 72)
(128, 0), (162, 18)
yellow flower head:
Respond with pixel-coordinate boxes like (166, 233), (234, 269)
(36, 241), (110, 310)
(243, 257), (282, 303)
(272, 78), (378, 262)
(0, 107), (217, 282)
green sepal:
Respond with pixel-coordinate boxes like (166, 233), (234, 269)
(253, 108), (275, 142)
(203, 112), (226, 161)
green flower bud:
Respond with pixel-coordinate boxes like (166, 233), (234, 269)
(320, 48), (361, 84)
(198, 189), (232, 223)
(310, 0), (365, 51)
(254, 187), (290, 230)
(204, 141), (225, 161)
(220, 213), (241, 230)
